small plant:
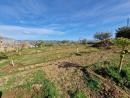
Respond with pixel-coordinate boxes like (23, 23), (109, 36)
(68, 90), (87, 98)
(112, 37), (130, 72)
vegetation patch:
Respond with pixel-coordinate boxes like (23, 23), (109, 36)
(21, 70), (60, 98)
(83, 70), (102, 91)
(95, 65), (130, 90)
(68, 90), (88, 98)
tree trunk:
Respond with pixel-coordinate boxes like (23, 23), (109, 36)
(119, 54), (124, 73)
(76, 48), (79, 53)
(11, 59), (15, 67)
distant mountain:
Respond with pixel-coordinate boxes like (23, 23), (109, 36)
(0, 36), (14, 40)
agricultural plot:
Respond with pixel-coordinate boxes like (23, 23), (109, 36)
(0, 44), (130, 98)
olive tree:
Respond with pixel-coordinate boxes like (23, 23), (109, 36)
(94, 32), (112, 48)
(112, 37), (130, 72)
(94, 32), (112, 41)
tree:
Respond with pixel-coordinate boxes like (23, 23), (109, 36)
(94, 32), (112, 41)
(112, 37), (130, 72)
(31, 40), (44, 48)
(116, 26), (130, 39)
(94, 32), (112, 48)
(61, 40), (70, 44)
(79, 39), (87, 45)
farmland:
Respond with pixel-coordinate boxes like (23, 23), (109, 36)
(0, 43), (130, 98)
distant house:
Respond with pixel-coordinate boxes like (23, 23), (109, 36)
(0, 38), (31, 52)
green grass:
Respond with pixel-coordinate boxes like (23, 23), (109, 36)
(83, 72), (102, 91)
(0, 76), (16, 90)
(0, 72), (7, 77)
(20, 70), (60, 98)
(95, 65), (130, 90)
(0, 45), (98, 68)
(68, 90), (88, 98)
(0, 59), (9, 68)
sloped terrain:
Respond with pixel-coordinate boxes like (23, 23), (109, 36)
(0, 46), (130, 98)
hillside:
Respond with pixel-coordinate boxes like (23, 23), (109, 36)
(0, 44), (130, 98)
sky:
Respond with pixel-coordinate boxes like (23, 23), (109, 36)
(0, 0), (130, 40)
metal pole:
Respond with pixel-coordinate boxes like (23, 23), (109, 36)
(127, 18), (130, 26)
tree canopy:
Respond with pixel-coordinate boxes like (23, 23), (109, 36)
(94, 32), (112, 41)
(116, 26), (130, 39)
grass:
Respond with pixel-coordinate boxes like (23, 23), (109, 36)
(0, 72), (7, 76)
(83, 71), (102, 91)
(20, 70), (60, 98)
(0, 76), (16, 91)
(0, 70), (60, 97)
(1, 45), (130, 97)
(0, 45), (97, 67)
(95, 64), (130, 90)
(68, 90), (88, 98)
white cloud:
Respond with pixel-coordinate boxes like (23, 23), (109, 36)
(0, 25), (64, 37)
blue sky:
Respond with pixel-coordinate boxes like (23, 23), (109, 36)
(0, 0), (130, 40)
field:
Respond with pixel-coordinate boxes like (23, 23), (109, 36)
(0, 43), (130, 98)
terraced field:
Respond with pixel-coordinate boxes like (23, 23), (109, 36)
(0, 45), (130, 98)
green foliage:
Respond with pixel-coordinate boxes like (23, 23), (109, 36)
(23, 70), (59, 98)
(79, 39), (87, 45)
(45, 43), (54, 47)
(116, 26), (130, 39)
(112, 37), (130, 50)
(0, 52), (8, 60)
(94, 32), (112, 41)
(0, 72), (7, 77)
(37, 41), (45, 48)
(61, 40), (70, 44)
(84, 73), (102, 91)
(112, 37), (130, 72)
(68, 90), (87, 98)
(95, 65), (130, 89)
